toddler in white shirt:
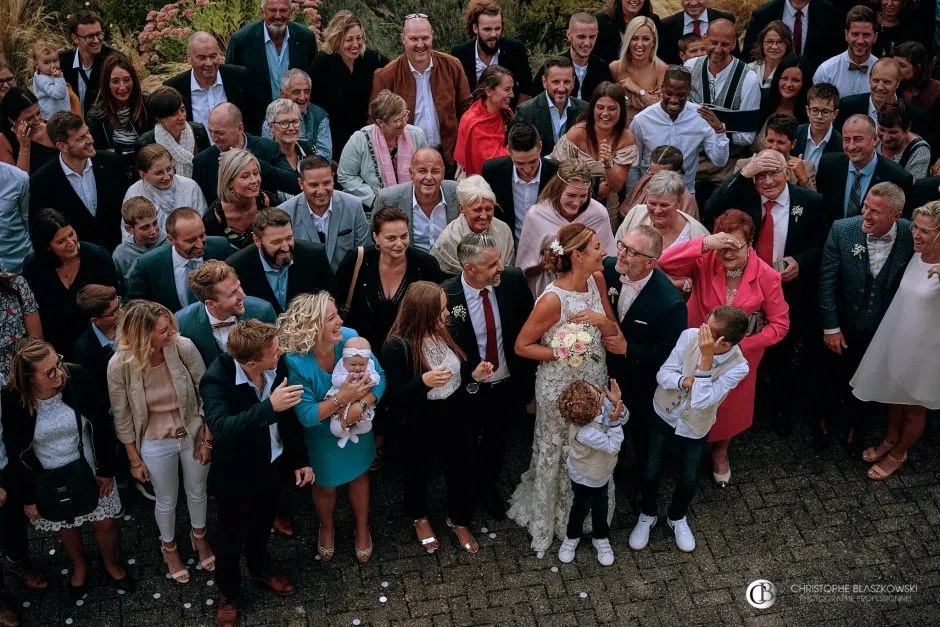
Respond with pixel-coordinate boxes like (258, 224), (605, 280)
(327, 336), (381, 448)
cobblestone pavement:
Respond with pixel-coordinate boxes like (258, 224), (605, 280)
(9, 415), (940, 626)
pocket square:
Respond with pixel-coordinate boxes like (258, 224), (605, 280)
(338, 228), (352, 236)
(633, 320), (648, 325)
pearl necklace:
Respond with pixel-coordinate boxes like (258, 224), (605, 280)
(725, 268), (744, 279)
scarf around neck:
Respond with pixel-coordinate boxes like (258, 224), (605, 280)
(154, 122), (195, 178)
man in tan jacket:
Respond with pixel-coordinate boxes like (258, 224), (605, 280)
(370, 15), (472, 169)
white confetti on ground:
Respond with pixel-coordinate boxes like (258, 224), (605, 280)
(65, 619), (72, 625)
(551, 566), (558, 573)
(127, 558), (136, 565)
(379, 596), (387, 603)
(75, 600), (83, 607)
(60, 569), (68, 575)
(206, 599), (214, 606)
(381, 581), (389, 588)
(153, 593), (161, 599)
(187, 558), (195, 565)
(488, 533), (496, 539)
(196, 564), (203, 571)
(353, 620), (361, 626)
(184, 603), (192, 609)
(118, 589), (125, 595)
(536, 551), (544, 559)
(579, 592), (588, 599)
(49, 549), (56, 555)
(124, 515), (132, 521)
(166, 573), (172, 579)
(21, 602), (29, 608)
(314, 554), (322, 560)
(207, 580), (214, 587)
(480, 526), (488, 533)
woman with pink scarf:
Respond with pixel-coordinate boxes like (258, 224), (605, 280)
(337, 89), (427, 209)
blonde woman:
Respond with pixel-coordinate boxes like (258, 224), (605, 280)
(608, 16), (666, 120)
(282, 292), (385, 562)
(107, 300), (213, 584)
(203, 149), (272, 250)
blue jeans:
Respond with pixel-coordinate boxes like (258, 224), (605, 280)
(640, 416), (708, 521)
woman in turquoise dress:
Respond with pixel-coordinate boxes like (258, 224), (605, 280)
(281, 292), (384, 563)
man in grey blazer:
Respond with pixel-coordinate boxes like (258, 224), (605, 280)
(175, 260), (277, 368)
(278, 156), (370, 271)
(372, 148), (460, 253)
(514, 56), (587, 157)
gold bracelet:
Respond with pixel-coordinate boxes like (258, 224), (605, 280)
(331, 396), (346, 409)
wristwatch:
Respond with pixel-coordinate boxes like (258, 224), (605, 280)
(716, 123), (727, 134)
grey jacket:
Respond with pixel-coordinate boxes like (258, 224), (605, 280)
(277, 189), (371, 272)
(111, 234), (167, 279)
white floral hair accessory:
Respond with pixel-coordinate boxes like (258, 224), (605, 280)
(549, 239), (565, 255)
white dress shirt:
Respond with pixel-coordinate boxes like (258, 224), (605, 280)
(460, 275), (509, 382)
(410, 59), (442, 148)
(760, 185), (791, 264)
(72, 50), (93, 106)
(474, 42), (500, 81)
(683, 12), (709, 34)
(309, 198), (333, 242)
(511, 162), (542, 241)
(545, 91), (572, 141)
(684, 57), (762, 146)
(782, 1), (810, 54)
(616, 269), (653, 322)
(59, 155), (97, 216)
(171, 246), (202, 307)
(190, 70), (227, 132)
(233, 360), (283, 461)
(411, 188), (448, 252)
(803, 124), (834, 168)
(630, 101), (730, 195)
(654, 328), (750, 439)
(813, 51), (879, 98)
(206, 306), (236, 350)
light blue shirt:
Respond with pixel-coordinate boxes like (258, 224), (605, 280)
(545, 91), (571, 141)
(91, 323), (117, 352)
(263, 23), (291, 101)
(0, 162), (32, 272)
(843, 153), (879, 216)
(259, 250), (292, 310)
(802, 124), (833, 168)
(233, 360), (282, 461)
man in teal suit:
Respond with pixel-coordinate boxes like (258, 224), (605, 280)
(176, 260), (277, 369)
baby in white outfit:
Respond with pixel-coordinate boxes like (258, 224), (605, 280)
(327, 336), (381, 448)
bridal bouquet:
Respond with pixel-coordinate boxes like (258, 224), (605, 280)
(550, 323), (601, 367)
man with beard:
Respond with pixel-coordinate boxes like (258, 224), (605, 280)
(58, 10), (115, 114)
(225, 0), (318, 107)
(514, 57), (587, 157)
(227, 208), (335, 315)
(630, 66), (729, 196)
(532, 13), (611, 101)
(812, 5), (880, 99)
(126, 207), (233, 311)
(451, 0), (532, 105)
(441, 232), (533, 520)
(602, 225), (686, 500)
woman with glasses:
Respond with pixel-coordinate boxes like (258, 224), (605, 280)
(122, 145), (208, 242)
(0, 57), (15, 105)
(138, 86), (210, 178)
(338, 90), (426, 210)
(107, 300), (214, 584)
(265, 99), (315, 181)
(1, 338), (133, 601)
(746, 21), (792, 92)
(0, 88), (59, 174)
(22, 209), (119, 358)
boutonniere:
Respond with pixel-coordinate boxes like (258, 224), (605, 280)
(608, 286), (618, 304)
(790, 205), (804, 222)
(852, 244), (867, 259)
(451, 304), (468, 321)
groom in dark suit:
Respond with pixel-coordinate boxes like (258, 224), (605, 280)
(442, 232), (534, 519)
(602, 225), (686, 498)
(702, 150), (826, 433)
(817, 182), (914, 449)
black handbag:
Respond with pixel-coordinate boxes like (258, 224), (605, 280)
(33, 416), (99, 523)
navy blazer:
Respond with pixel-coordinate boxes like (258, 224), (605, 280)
(532, 50), (612, 101)
(742, 0), (839, 68)
(29, 151), (128, 252)
(224, 21), (318, 107)
(658, 9), (737, 65)
(481, 155), (558, 241)
(164, 65), (263, 135)
(125, 238), (232, 312)
(816, 153), (914, 228)
(792, 124), (843, 161)
(441, 267), (535, 405)
(200, 354), (309, 496)
(192, 133), (301, 204)
(911, 176), (940, 208)
(513, 93), (587, 157)
(602, 260), (686, 421)
(450, 37), (533, 104)
(72, 323), (116, 404)
(176, 296), (277, 368)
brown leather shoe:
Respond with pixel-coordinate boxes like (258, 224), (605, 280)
(250, 572), (295, 596)
(215, 598), (237, 627)
(0, 601), (19, 627)
(5, 558), (48, 591)
(272, 515), (294, 538)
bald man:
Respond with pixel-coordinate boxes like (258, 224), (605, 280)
(373, 148), (461, 252)
(164, 31), (263, 135)
(658, 0), (739, 65)
(191, 103), (301, 204)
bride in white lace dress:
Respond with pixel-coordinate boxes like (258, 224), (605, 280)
(508, 223), (625, 552)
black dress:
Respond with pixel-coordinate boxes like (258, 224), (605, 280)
(204, 192), (275, 251)
(309, 50), (390, 161)
(21, 243), (119, 359)
(0, 132), (59, 174)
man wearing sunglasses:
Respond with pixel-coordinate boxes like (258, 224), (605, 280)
(58, 10), (115, 114)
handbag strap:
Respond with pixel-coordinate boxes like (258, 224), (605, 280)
(345, 246), (365, 311)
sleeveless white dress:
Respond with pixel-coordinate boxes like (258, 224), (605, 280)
(851, 254), (940, 409)
(507, 277), (612, 552)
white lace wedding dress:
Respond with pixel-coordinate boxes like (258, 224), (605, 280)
(507, 277), (613, 552)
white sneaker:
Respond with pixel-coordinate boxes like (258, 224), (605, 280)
(668, 517), (696, 552)
(592, 538), (615, 566)
(558, 537), (579, 563)
(629, 514), (658, 550)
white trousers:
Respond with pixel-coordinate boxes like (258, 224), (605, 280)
(140, 438), (210, 542)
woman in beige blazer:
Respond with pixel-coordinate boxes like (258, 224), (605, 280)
(107, 300), (213, 584)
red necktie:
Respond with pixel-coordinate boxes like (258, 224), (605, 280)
(756, 200), (775, 265)
(793, 10), (803, 55)
(480, 289), (499, 370)
(692, 19), (702, 36)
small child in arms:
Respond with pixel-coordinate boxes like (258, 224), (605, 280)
(327, 336), (381, 448)
(31, 42), (70, 119)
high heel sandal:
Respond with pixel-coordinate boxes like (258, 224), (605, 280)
(317, 527), (335, 562)
(355, 532), (373, 563)
(862, 439), (898, 464)
(445, 519), (478, 554)
(868, 452), (907, 481)
(190, 530), (216, 572)
(413, 518), (439, 553)
(161, 542), (190, 583)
